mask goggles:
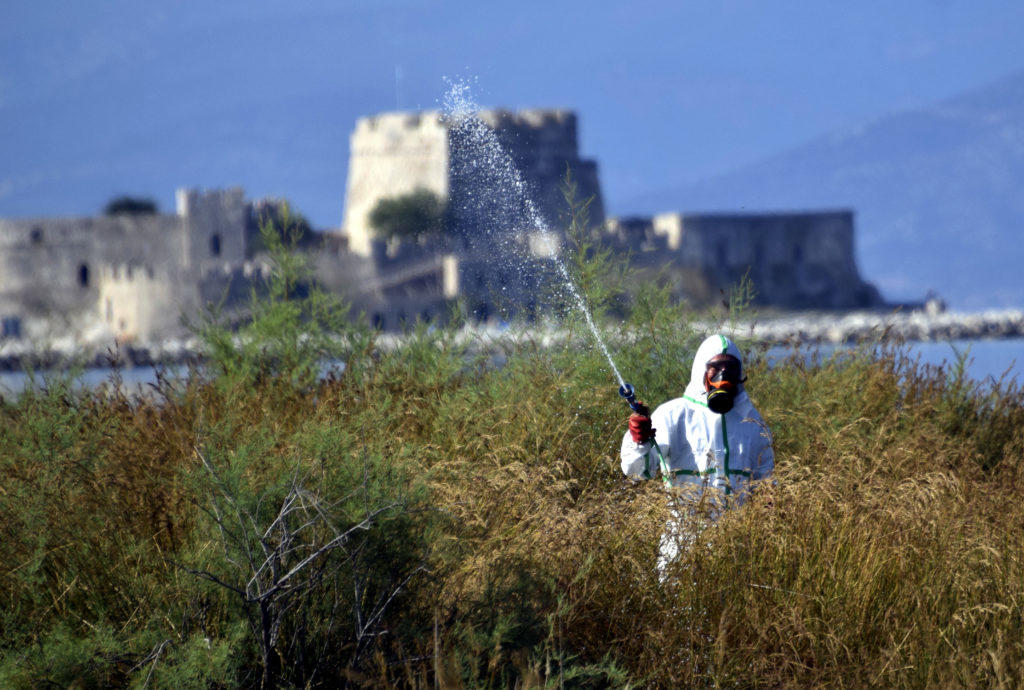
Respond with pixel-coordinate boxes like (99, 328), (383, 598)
(703, 355), (744, 414)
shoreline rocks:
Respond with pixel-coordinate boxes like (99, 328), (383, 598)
(1, 309), (1022, 373)
(718, 308), (1024, 345)
(0, 337), (205, 373)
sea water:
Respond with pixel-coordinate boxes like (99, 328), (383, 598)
(763, 337), (1023, 387)
(2, 338), (1021, 398)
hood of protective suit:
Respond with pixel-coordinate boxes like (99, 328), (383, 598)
(684, 334), (744, 401)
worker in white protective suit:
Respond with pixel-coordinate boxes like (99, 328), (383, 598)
(620, 334), (774, 569)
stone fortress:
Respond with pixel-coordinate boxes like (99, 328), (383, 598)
(0, 189), (258, 342)
(336, 108), (880, 327)
(0, 107), (881, 344)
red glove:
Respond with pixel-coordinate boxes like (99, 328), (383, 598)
(628, 403), (655, 444)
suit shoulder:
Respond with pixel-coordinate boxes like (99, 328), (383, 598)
(653, 397), (691, 416)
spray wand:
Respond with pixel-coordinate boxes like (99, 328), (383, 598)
(618, 382), (673, 488)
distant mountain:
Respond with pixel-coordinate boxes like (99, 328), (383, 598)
(627, 71), (1024, 310)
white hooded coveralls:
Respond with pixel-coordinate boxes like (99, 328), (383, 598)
(620, 335), (774, 563)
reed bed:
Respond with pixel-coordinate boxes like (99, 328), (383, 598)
(2, 237), (1022, 687)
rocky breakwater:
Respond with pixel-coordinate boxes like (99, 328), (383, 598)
(725, 308), (1024, 344)
(0, 336), (203, 373)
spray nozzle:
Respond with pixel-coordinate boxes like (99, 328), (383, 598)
(619, 382), (635, 400)
(619, 383), (646, 414)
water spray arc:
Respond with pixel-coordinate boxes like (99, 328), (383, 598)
(441, 81), (627, 389)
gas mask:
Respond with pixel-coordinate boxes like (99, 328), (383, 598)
(703, 355), (744, 414)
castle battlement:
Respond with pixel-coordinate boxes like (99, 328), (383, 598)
(176, 187), (246, 219)
(477, 108), (576, 133)
(353, 109), (577, 135)
(354, 111), (445, 134)
(100, 263), (155, 282)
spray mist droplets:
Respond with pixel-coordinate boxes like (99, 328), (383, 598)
(441, 77), (479, 122)
(439, 80), (627, 388)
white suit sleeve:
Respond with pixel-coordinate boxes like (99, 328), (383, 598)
(620, 433), (655, 479)
(620, 404), (672, 480)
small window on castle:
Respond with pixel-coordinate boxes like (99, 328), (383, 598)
(2, 317), (22, 339)
(30, 227), (43, 244)
(78, 264), (90, 288)
(211, 234), (222, 257)
(717, 242), (728, 266)
(126, 265), (133, 281)
(793, 245), (803, 264)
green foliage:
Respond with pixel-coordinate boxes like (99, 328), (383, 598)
(193, 207), (372, 392)
(555, 170), (627, 325)
(248, 201), (317, 253)
(103, 196), (158, 215)
(933, 345), (1022, 470)
(368, 187), (449, 241)
(0, 623), (124, 687)
(138, 626), (248, 689)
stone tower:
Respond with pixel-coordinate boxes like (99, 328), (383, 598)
(342, 109), (605, 257)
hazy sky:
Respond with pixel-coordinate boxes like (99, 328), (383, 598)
(2, 0), (1023, 227)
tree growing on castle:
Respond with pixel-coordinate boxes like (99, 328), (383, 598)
(368, 188), (450, 242)
(103, 196), (158, 215)
(248, 199), (317, 253)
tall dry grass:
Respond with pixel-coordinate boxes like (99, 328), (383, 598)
(2, 220), (1023, 686)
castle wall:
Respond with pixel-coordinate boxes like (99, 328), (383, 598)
(0, 219), (96, 321)
(0, 188), (252, 340)
(343, 112), (450, 257)
(650, 210), (881, 309)
(98, 263), (198, 341)
(0, 214), (183, 327)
